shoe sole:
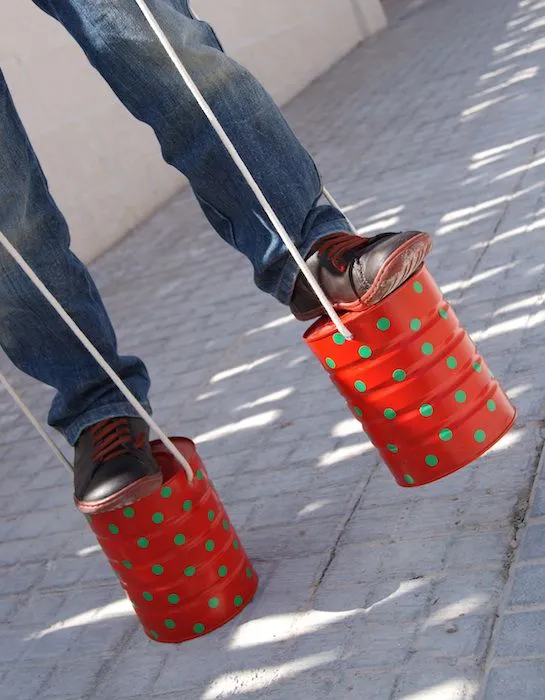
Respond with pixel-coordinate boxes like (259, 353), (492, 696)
(75, 472), (163, 515)
(295, 231), (433, 321)
(349, 231), (433, 309)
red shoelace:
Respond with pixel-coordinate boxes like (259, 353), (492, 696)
(91, 418), (146, 464)
(317, 233), (370, 273)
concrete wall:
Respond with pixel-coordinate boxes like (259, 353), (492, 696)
(0, 0), (386, 262)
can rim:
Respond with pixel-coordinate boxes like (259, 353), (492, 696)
(303, 310), (360, 342)
(150, 437), (199, 489)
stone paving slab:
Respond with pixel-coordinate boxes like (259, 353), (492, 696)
(1, 0), (545, 698)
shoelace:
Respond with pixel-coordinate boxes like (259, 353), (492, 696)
(317, 233), (371, 273)
(91, 418), (146, 464)
(318, 231), (399, 273)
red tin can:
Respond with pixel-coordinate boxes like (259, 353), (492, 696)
(303, 266), (516, 487)
(86, 437), (258, 643)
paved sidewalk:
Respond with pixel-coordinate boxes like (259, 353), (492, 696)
(1, 0), (545, 697)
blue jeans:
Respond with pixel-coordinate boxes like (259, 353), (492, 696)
(0, 0), (350, 444)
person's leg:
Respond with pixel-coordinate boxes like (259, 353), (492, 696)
(0, 69), (150, 443)
(0, 69), (160, 511)
(32, 0), (353, 300)
(34, 0), (431, 319)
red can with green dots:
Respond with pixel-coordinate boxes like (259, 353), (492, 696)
(85, 437), (258, 643)
(303, 266), (516, 487)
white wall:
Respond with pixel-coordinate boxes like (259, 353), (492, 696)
(0, 0), (386, 262)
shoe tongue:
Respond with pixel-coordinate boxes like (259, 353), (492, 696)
(92, 416), (129, 431)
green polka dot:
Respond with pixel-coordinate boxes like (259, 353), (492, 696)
(193, 623), (205, 634)
(108, 524), (119, 535)
(137, 537), (149, 549)
(425, 454), (439, 467)
(123, 507), (135, 518)
(168, 594), (180, 605)
(404, 474), (415, 485)
(354, 380), (367, 393)
(143, 591), (153, 602)
(85, 514), (93, 523)
(164, 619), (176, 630)
(222, 519), (230, 531)
(205, 539), (215, 552)
(384, 408), (397, 420)
(208, 510), (215, 522)
(487, 399), (497, 412)
(152, 512), (164, 524)
(234, 595), (244, 607)
(474, 429), (486, 444)
(174, 534), (186, 546)
(218, 565), (228, 577)
(233, 540), (240, 550)
(473, 361), (482, 373)
(447, 356), (458, 369)
(439, 308), (449, 319)
(196, 469), (204, 480)
(333, 332), (346, 345)
(421, 342), (434, 356)
(377, 317), (391, 331)
(208, 597), (219, 609)
(387, 444), (399, 453)
(122, 560), (132, 570)
(152, 564), (164, 575)
(353, 407), (363, 418)
(455, 390), (467, 404)
(393, 369), (407, 382)
(160, 486), (172, 498)
(358, 345), (372, 359)
(184, 566), (196, 577)
(410, 318), (422, 331)
(182, 500), (192, 512)
(413, 281), (424, 294)
(439, 428), (453, 442)
(150, 630), (159, 640)
(420, 404), (433, 417)
(246, 567), (253, 578)
(325, 357), (336, 369)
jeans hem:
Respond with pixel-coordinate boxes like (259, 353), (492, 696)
(276, 216), (353, 305)
(62, 400), (153, 446)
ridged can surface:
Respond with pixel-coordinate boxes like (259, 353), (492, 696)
(303, 266), (516, 487)
(87, 437), (259, 643)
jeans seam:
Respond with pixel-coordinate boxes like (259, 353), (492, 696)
(195, 191), (237, 248)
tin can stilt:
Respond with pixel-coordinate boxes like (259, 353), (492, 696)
(87, 437), (259, 643)
(304, 266), (516, 487)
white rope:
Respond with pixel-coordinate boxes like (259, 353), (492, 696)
(0, 232), (194, 483)
(322, 187), (359, 234)
(134, 0), (353, 341)
(0, 371), (73, 474)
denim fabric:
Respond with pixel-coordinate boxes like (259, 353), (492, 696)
(0, 0), (350, 444)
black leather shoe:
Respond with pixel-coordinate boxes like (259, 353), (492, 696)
(74, 417), (162, 514)
(290, 230), (432, 321)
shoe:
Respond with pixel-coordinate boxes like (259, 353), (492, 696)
(74, 417), (162, 514)
(290, 230), (432, 321)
